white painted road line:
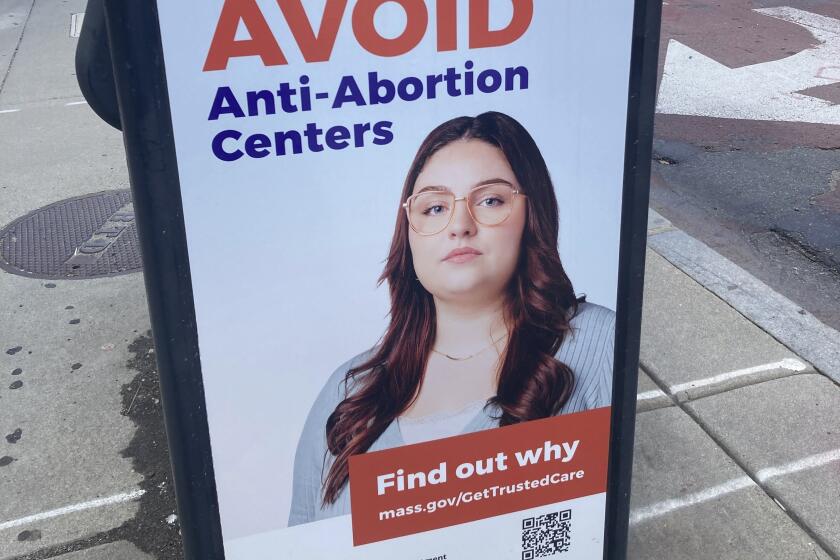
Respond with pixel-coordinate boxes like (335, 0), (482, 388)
(657, 7), (840, 125)
(630, 477), (755, 525)
(637, 389), (667, 401)
(0, 489), (145, 532)
(757, 448), (840, 482)
(669, 358), (808, 394)
(70, 12), (85, 38)
(638, 358), (807, 401)
(0, 102), (89, 113)
(630, 448), (840, 525)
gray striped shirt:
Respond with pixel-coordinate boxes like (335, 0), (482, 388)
(288, 302), (615, 526)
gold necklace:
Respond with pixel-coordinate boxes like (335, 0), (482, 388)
(432, 333), (506, 361)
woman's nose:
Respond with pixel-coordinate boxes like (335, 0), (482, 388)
(447, 197), (475, 237)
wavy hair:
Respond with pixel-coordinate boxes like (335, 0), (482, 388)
(322, 111), (578, 505)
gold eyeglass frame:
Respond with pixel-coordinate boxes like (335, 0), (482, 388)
(402, 183), (527, 236)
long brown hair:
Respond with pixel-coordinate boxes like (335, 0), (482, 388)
(323, 111), (578, 505)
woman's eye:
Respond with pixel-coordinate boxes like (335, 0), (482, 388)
(423, 204), (447, 216)
(477, 196), (504, 207)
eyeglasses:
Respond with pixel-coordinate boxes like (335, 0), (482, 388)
(402, 183), (526, 236)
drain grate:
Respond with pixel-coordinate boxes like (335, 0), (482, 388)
(0, 190), (143, 279)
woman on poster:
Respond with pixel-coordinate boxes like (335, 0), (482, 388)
(289, 111), (615, 525)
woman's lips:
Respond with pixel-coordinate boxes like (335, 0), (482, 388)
(443, 247), (482, 263)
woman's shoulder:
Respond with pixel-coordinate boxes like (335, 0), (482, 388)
(556, 301), (615, 364)
(568, 301), (615, 337)
(556, 302), (615, 413)
(290, 348), (377, 526)
(313, 347), (378, 410)
(296, 348), (378, 452)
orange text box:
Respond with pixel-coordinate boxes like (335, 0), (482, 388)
(349, 407), (611, 545)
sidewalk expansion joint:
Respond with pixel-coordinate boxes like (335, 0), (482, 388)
(638, 358), (811, 405)
(637, 363), (839, 559)
(680, 404), (840, 560)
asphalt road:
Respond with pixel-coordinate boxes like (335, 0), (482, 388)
(653, 0), (840, 331)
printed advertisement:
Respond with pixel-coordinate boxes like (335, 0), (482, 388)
(155, 1), (635, 558)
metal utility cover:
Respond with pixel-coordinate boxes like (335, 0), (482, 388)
(0, 190), (143, 279)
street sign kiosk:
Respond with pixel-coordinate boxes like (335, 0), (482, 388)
(102, 1), (662, 558)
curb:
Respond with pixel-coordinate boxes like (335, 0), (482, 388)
(647, 209), (840, 385)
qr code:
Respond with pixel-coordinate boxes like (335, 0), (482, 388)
(521, 509), (572, 559)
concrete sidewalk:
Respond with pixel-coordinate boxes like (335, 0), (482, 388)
(627, 210), (840, 560)
(0, 2), (180, 558)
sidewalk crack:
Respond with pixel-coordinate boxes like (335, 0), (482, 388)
(0, 0), (36, 96)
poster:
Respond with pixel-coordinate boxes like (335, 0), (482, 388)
(152, 1), (637, 558)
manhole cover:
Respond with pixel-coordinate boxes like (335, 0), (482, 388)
(0, 190), (142, 279)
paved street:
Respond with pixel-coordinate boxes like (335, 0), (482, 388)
(0, 1), (839, 559)
(654, 0), (840, 331)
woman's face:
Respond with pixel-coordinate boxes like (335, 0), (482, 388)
(408, 139), (527, 306)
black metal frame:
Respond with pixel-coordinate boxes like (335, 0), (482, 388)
(77, 0), (121, 130)
(605, 0), (663, 557)
(104, 2), (223, 557)
(102, 1), (662, 558)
